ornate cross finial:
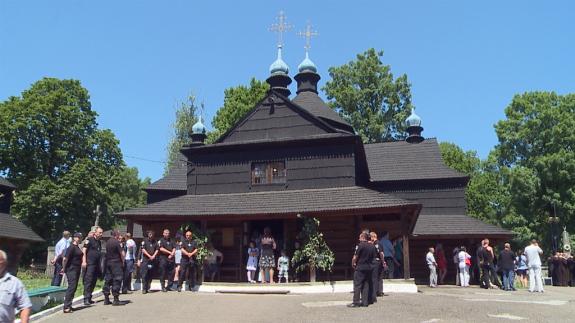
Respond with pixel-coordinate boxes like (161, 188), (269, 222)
(270, 10), (293, 48)
(298, 21), (318, 53)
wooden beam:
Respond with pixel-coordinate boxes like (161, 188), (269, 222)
(126, 220), (134, 235)
(401, 208), (411, 279)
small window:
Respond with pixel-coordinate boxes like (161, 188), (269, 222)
(251, 161), (286, 185)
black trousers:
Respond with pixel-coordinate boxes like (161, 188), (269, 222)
(122, 259), (134, 292)
(140, 259), (155, 291)
(83, 263), (99, 301)
(353, 268), (372, 306)
(371, 260), (383, 299)
(178, 259), (196, 290)
(103, 261), (123, 297)
(159, 257), (175, 289)
(64, 266), (81, 309)
(480, 264), (491, 288)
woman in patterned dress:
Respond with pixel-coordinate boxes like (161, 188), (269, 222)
(259, 227), (277, 283)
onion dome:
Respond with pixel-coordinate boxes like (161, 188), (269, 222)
(298, 52), (317, 73)
(192, 119), (206, 135)
(269, 46), (289, 75)
(406, 108), (422, 127)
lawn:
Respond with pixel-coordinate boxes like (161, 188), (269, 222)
(19, 268), (103, 298)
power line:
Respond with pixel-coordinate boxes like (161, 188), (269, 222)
(124, 155), (167, 164)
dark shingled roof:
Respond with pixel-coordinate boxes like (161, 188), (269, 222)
(292, 91), (351, 128)
(0, 177), (16, 190)
(0, 213), (44, 242)
(118, 186), (419, 218)
(146, 155), (187, 191)
(364, 138), (467, 182)
(413, 213), (512, 237)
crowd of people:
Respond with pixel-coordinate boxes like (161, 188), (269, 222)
(426, 238), (568, 293)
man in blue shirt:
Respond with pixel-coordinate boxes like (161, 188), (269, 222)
(379, 232), (396, 279)
(51, 230), (71, 286)
(0, 249), (32, 323)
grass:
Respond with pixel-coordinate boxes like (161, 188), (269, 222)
(19, 268), (104, 298)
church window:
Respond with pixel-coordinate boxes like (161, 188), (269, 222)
(251, 161), (286, 185)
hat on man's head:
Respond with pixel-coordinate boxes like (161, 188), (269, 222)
(73, 232), (83, 239)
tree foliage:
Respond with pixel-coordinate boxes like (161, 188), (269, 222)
(165, 94), (199, 175)
(494, 92), (575, 245)
(323, 48), (413, 143)
(207, 78), (268, 143)
(0, 78), (147, 243)
(291, 216), (334, 280)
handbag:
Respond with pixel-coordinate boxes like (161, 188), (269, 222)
(465, 257), (471, 266)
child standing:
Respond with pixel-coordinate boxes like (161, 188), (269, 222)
(277, 250), (290, 283)
(246, 241), (259, 283)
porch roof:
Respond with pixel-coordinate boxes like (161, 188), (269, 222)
(117, 186), (420, 219)
(412, 213), (513, 238)
(0, 212), (44, 242)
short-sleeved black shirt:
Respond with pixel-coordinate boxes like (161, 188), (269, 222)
(106, 238), (123, 263)
(84, 237), (102, 265)
(141, 238), (158, 261)
(354, 241), (377, 270)
(64, 244), (83, 269)
(181, 239), (197, 262)
(159, 237), (175, 260)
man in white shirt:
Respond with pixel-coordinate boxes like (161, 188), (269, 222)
(122, 233), (136, 293)
(204, 243), (223, 282)
(524, 239), (544, 293)
(426, 247), (438, 287)
(51, 231), (70, 286)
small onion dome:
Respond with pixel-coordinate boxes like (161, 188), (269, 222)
(192, 119), (206, 135)
(298, 52), (317, 73)
(406, 108), (422, 127)
(269, 46), (289, 75)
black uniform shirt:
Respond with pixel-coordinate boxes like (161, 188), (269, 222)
(106, 238), (123, 263)
(181, 239), (197, 262)
(159, 238), (175, 260)
(84, 237), (102, 265)
(354, 241), (377, 270)
(142, 238), (158, 261)
(64, 244), (83, 270)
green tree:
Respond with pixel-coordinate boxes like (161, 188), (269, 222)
(291, 215), (334, 282)
(493, 92), (575, 247)
(323, 48), (413, 143)
(165, 94), (200, 175)
(207, 78), (268, 143)
(0, 78), (146, 243)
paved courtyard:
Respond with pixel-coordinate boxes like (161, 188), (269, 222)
(38, 286), (575, 323)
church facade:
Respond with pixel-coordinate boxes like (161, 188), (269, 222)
(118, 45), (512, 283)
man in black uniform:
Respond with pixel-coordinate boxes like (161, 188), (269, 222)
(178, 230), (198, 292)
(349, 232), (377, 307)
(158, 229), (176, 292)
(82, 226), (103, 306)
(103, 230), (125, 305)
(369, 232), (386, 302)
(140, 230), (158, 294)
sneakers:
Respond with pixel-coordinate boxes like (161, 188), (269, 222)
(347, 303), (364, 308)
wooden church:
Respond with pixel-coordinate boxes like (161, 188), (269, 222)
(118, 22), (512, 283)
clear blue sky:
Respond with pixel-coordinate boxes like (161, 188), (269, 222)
(1, 1), (573, 182)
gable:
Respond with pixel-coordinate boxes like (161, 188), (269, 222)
(217, 92), (336, 144)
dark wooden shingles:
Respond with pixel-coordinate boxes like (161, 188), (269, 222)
(0, 213), (44, 242)
(364, 138), (467, 182)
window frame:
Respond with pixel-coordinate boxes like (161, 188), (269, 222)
(251, 160), (287, 185)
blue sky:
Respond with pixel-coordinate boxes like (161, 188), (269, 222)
(1, 1), (573, 182)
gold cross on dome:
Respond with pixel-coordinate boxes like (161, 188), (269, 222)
(270, 10), (293, 47)
(298, 21), (318, 52)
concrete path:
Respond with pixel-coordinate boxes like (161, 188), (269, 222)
(37, 286), (575, 323)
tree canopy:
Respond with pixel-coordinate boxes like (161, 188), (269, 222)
(323, 48), (413, 143)
(0, 78), (147, 243)
(164, 94), (199, 175)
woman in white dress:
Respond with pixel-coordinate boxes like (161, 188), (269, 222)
(458, 246), (471, 287)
